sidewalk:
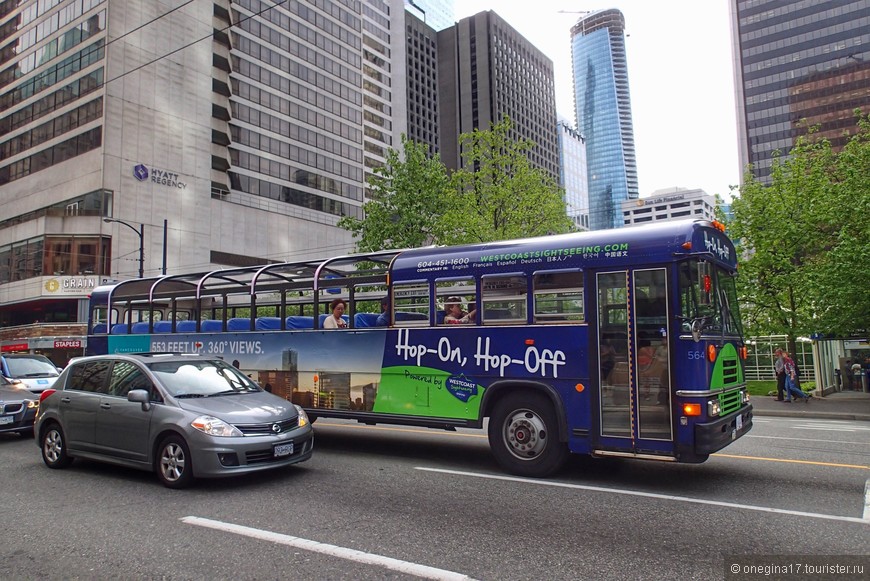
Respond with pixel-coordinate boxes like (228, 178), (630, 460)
(750, 389), (870, 421)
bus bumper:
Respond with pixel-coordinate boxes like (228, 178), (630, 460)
(694, 404), (753, 456)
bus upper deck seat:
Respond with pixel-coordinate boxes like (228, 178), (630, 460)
(435, 310), (446, 325)
(110, 324), (129, 334)
(200, 320), (223, 332)
(175, 320), (197, 332)
(285, 316), (315, 329)
(395, 311), (428, 322)
(227, 318), (253, 331)
(255, 317), (282, 330)
(92, 323), (107, 334)
(153, 321), (173, 333)
(354, 313), (381, 328)
(131, 322), (151, 334)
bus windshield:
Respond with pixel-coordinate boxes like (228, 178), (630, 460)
(679, 259), (743, 337)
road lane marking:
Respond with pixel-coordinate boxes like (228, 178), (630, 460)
(745, 434), (870, 445)
(713, 453), (869, 470)
(416, 468), (870, 524)
(181, 516), (476, 581)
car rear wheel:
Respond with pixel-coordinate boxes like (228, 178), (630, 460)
(41, 423), (73, 469)
(156, 434), (194, 489)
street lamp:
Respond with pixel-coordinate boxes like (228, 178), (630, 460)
(103, 218), (144, 278)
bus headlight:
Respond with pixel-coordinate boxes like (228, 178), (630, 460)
(707, 400), (721, 417)
(742, 391), (750, 404)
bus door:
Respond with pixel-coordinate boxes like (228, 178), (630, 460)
(594, 269), (674, 458)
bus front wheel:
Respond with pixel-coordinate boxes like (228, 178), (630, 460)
(488, 392), (568, 478)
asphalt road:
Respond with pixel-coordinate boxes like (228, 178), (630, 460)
(1, 417), (868, 581)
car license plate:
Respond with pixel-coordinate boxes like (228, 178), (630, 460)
(735, 414), (743, 431)
(273, 442), (294, 457)
(0, 416), (12, 425)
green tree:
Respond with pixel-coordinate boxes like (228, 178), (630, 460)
(441, 116), (573, 245)
(338, 135), (450, 251)
(728, 112), (870, 349)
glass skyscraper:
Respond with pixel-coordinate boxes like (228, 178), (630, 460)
(570, 9), (638, 231)
(731, 0), (870, 184)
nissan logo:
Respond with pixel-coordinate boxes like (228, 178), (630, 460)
(271, 423), (281, 434)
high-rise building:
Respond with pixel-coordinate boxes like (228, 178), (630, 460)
(405, 10), (440, 155)
(557, 120), (589, 231)
(437, 10), (560, 183)
(0, 0), (406, 359)
(404, 0), (454, 32)
(570, 9), (639, 231)
(730, 0), (870, 184)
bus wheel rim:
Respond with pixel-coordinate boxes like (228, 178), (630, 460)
(504, 409), (547, 460)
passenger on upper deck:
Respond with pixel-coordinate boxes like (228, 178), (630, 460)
(375, 297), (389, 327)
(324, 298), (348, 329)
(443, 296), (476, 324)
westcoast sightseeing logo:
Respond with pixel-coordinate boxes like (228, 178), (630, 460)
(133, 163), (187, 189)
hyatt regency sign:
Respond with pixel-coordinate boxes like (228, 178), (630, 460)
(133, 163), (187, 189)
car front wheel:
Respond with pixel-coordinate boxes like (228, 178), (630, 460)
(41, 423), (73, 469)
(156, 434), (194, 489)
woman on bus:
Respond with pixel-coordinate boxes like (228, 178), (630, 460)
(324, 298), (348, 329)
(443, 296), (476, 324)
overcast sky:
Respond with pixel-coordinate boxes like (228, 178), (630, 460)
(453, 0), (740, 199)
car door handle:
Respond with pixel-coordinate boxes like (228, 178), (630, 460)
(61, 397), (71, 403)
(100, 402), (111, 409)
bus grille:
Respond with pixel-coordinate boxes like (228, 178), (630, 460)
(718, 390), (743, 416)
(721, 357), (739, 385)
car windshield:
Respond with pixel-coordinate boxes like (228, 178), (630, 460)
(147, 360), (261, 398)
(5, 355), (59, 377)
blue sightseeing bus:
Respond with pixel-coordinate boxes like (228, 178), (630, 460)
(87, 219), (752, 476)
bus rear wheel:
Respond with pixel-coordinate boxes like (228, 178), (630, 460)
(488, 392), (568, 477)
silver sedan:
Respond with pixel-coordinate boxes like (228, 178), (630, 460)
(35, 353), (313, 488)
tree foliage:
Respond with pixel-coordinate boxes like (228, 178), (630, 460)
(728, 111), (870, 345)
(341, 118), (572, 251)
(439, 116), (573, 245)
(337, 135), (450, 251)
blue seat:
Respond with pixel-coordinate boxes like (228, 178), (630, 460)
(153, 321), (173, 333)
(395, 311), (428, 322)
(110, 324), (129, 334)
(227, 317), (253, 331)
(131, 321), (151, 334)
(175, 320), (197, 332)
(91, 323), (107, 334)
(354, 313), (381, 328)
(285, 316), (315, 329)
(435, 310), (446, 325)
(255, 317), (282, 330)
(319, 314), (349, 327)
(200, 319), (223, 332)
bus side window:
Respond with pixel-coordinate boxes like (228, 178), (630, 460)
(435, 278), (476, 325)
(533, 271), (584, 324)
(393, 282), (429, 327)
(481, 274), (527, 325)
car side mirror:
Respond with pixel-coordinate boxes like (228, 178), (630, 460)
(127, 389), (152, 411)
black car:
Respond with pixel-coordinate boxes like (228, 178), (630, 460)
(0, 375), (38, 437)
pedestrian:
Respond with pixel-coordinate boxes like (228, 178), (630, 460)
(782, 351), (811, 403)
(773, 348), (786, 401)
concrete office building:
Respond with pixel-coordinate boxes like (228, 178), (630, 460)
(557, 120), (589, 231)
(404, 0), (453, 32)
(437, 10), (561, 184)
(730, 0), (870, 184)
(570, 9), (639, 231)
(0, 0), (406, 358)
(404, 9), (440, 155)
(621, 187), (717, 227)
